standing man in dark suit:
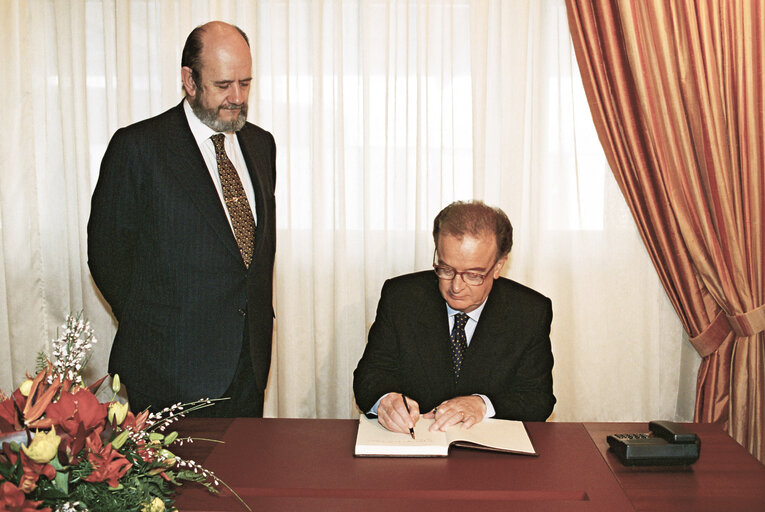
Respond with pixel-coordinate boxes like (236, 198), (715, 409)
(88, 21), (276, 417)
(354, 201), (555, 433)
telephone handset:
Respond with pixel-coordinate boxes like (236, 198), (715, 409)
(607, 420), (701, 466)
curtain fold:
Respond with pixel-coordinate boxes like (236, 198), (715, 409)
(566, 0), (764, 461)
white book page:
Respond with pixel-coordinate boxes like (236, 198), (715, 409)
(354, 415), (536, 456)
(355, 415), (448, 456)
(445, 418), (536, 455)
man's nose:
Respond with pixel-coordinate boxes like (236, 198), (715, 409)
(229, 84), (245, 104)
(450, 274), (466, 293)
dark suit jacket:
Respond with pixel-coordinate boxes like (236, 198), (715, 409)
(353, 271), (555, 421)
(87, 101), (276, 407)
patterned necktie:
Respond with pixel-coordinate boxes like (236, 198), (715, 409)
(450, 313), (469, 381)
(211, 133), (256, 268)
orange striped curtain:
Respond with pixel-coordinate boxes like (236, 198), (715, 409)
(565, 0), (764, 461)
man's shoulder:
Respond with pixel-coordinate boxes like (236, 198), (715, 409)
(384, 270), (436, 289)
(377, 270), (436, 300)
(238, 120), (275, 145)
(491, 277), (551, 309)
(110, 102), (186, 141)
(375, 271), (441, 318)
(240, 120), (271, 136)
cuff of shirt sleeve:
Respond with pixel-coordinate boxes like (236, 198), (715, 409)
(369, 393), (388, 415)
(475, 394), (495, 419)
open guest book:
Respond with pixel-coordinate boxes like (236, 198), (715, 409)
(354, 414), (538, 457)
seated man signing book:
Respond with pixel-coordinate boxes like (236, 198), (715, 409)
(353, 200), (555, 435)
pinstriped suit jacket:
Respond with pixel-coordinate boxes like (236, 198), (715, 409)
(353, 271), (555, 421)
(88, 101), (276, 407)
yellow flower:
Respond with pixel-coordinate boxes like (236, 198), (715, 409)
(111, 429), (130, 450)
(148, 450), (176, 475)
(159, 448), (176, 466)
(19, 379), (33, 396)
(22, 426), (61, 463)
(163, 431), (178, 445)
(112, 373), (121, 393)
(108, 401), (129, 425)
(142, 497), (165, 512)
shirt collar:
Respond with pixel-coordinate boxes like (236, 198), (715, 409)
(446, 298), (488, 323)
(183, 98), (232, 146)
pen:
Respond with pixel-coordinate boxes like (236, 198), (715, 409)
(401, 393), (415, 439)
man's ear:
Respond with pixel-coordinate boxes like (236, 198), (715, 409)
(493, 255), (508, 278)
(181, 66), (197, 97)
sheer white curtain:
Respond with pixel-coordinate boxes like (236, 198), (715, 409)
(0, 0), (699, 422)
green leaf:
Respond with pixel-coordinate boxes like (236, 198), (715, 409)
(50, 455), (69, 494)
(53, 469), (69, 494)
(50, 455), (66, 471)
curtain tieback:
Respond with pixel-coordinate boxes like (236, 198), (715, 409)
(690, 304), (765, 357)
(726, 303), (765, 338)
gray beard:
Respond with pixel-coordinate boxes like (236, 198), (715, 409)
(189, 96), (247, 132)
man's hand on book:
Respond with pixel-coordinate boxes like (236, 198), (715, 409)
(378, 393), (420, 434)
(424, 396), (487, 431)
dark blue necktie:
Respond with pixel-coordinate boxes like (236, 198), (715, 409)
(450, 313), (469, 381)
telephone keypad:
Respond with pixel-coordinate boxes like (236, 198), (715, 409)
(612, 433), (651, 440)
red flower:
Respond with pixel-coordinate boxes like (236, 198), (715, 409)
(44, 389), (108, 463)
(0, 399), (18, 433)
(46, 389), (107, 434)
(0, 444), (55, 494)
(118, 409), (158, 461)
(21, 369), (61, 430)
(120, 409), (150, 432)
(0, 481), (51, 512)
(2, 443), (17, 465)
(0, 390), (27, 433)
(16, 451), (56, 494)
(83, 434), (131, 488)
(135, 441), (156, 464)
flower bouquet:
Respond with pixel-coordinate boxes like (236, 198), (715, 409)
(0, 314), (245, 512)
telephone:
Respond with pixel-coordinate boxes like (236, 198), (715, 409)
(606, 420), (701, 466)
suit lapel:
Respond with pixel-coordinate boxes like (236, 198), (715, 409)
(237, 125), (273, 273)
(164, 104), (242, 263)
(458, 283), (511, 385)
(411, 276), (457, 396)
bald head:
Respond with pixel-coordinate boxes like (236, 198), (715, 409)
(182, 21), (250, 92)
(181, 21), (252, 132)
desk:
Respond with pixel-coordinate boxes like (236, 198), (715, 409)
(585, 422), (765, 511)
(172, 419), (764, 511)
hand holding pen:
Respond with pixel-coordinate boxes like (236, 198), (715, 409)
(377, 392), (420, 436)
(401, 394), (415, 439)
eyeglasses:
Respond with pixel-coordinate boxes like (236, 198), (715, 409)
(432, 249), (496, 286)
